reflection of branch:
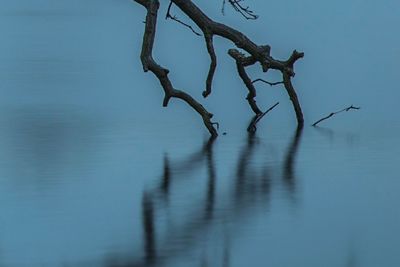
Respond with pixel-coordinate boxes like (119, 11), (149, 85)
(283, 126), (303, 195)
(166, 1), (201, 36)
(312, 105), (360, 126)
(247, 102), (279, 132)
(204, 137), (216, 220)
(157, 137), (216, 200)
(235, 131), (257, 199)
(160, 155), (171, 194)
(142, 193), (156, 263)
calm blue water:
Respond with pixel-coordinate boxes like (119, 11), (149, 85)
(0, 1), (399, 266)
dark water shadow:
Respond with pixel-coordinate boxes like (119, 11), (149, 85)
(103, 128), (304, 267)
(313, 126), (359, 147)
(0, 106), (102, 187)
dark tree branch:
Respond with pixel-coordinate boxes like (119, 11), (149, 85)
(203, 33), (217, 97)
(312, 105), (361, 127)
(252, 79), (284, 86)
(135, 0), (218, 137)
(229, 49), (262, 115)
(286, 50), (304, 69)
(135, 0), (305, 136)
(247, 102), (279, 132)
(166, 1), (202, 36)
(282, 72), (304, 127)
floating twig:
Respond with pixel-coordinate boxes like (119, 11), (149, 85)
(312, 105), (360, 126)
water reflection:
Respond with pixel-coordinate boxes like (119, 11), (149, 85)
(0, 107), (100, 186)
(105, 127), (303, 267)
(283, 127), (303, 200)
(314, 126), (359, 147)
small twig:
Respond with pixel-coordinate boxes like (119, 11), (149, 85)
(255, 102), (280, 124)
(166, 2), (202, 36)
(221, 0), (258, 19)
(312, 105), (361, 127)
(227, 0), (258, 20)
(248, 102), (280, 132)
(252, 79), (284, 86)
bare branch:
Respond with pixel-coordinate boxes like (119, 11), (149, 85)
(203, 33), (217, 98)
(283, 72), (304, 127)
(312, 105), (361, 127)
(286, 50), (305, 69)
(252, 79), (284, 86)
(229, 49), (262, 114)
(247, 102), (280, 132)
(134, 0), (305, 136)
(166, 1), (202, 36)
(136, 0), (218, 137)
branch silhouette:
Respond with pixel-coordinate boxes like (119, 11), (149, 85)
(312, 105), (360, 126)
(135, 0), (305, 136)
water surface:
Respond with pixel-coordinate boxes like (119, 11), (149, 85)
(0, 1), (399, 266)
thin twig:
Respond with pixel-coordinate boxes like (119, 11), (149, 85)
(252, 79), (284, 86)
(166, 2), (202, 36)
(248, 102), (280, 132)
(226, 0), (258, 20)
(312, 105), (361, 126)
(255, 102), (280, 124)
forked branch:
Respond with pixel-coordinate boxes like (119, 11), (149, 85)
(166, 1), (201, 36)
(135, 0), (305, 136)
(136, 0), (218, 137)
(222, 0), (258, 20)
